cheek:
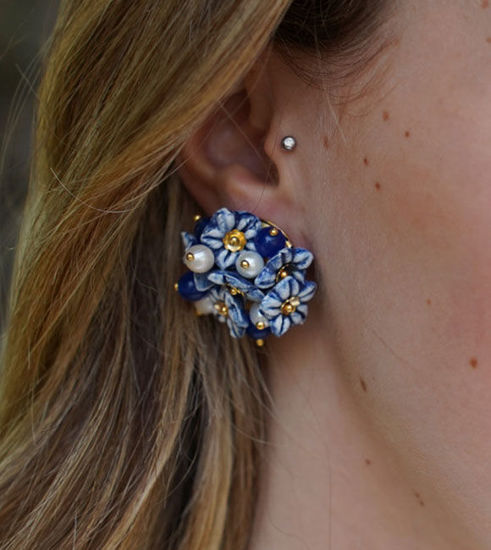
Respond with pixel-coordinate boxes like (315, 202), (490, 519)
(301, 79), (491, 399)
(380, 94), (491, 342)
(303, 105), (491, 517)
(297, 0), (491, 374)
(372, 4), (491, 340)
(297, 1), (491, 518)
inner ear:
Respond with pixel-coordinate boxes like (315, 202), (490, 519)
(176, 87), (280, 216)
(204, 90), (275, 183)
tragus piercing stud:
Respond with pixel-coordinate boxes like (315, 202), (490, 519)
(280, 136), (296, 151)
(175, 207), (317, 346)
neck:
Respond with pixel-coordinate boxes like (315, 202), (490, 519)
(248, 318), (476, 550)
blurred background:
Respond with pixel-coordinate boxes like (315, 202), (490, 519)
(0, 1), (58, 328)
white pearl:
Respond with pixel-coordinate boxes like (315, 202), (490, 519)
(193, 296), (215, 316)
(184, 244), (215, 273)
(235, 251), (264, 279)
(249, 303), (269, 329)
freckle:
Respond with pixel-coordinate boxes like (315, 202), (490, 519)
(404, 130), (410, 138)
(487, 37), (491, 43)
(382, 110), (390, 121)
(414, 491), (425, 506)
(363, 157), (369, 166)
(374, 181), (381, 191)
(323, 136), (329, 149)
(469, 357), (478, 369)
(426, 298), (431, 305)
(482, 0), (489, 8)
(365, 458), (371, 466)
(360, 377), (368, 392)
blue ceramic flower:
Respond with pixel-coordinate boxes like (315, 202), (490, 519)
(208, 286), (249, 338)
(254, 247), (314, 289)
(259, 276), (317, 337)
(199, 207), (262, 269)
(181, 230), (197, 250)
(207, 270), (265, 302)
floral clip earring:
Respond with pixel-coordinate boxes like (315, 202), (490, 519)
(174, 206), (317, 347)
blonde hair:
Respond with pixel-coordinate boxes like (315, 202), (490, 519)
(0, 1), (391, 547)
(0, 2), (291, 548)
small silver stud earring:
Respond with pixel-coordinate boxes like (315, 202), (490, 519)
(280, 136), (297, 151)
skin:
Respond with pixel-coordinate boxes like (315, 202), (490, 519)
(177, 1), (491, 548)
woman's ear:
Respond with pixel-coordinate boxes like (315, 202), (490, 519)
(175, 50), (305, 242)
(175, 87), (275, 213)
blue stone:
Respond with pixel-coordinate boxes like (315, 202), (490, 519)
(253, 226), (287, 258)
(246, 321), (271, 340)
(194, 216), (210, 239)
(177, 271), (208, 301)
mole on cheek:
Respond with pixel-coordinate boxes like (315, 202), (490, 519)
(360, 377), (368, 392)
(363, 157), (369, 166)
(323, 136), (329, 149)
(374, 181), (381, 191)
(487, 37), (491, 43)
(413, 491), (425, 507)
(482, 0), (489, 8)
(469, 357), (478, 369)
(426, 298), (431, 305)
(404, 130), (411, 138)
(365, 458), (372, 466)
(382, 110), (390, 121)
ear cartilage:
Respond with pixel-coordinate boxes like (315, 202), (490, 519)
(175, 207), (317, 345)
(280, 135), (297, 151)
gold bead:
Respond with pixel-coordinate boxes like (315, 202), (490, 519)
(240, 259), (250, 269)
(285, 240), (293, 248)
(173, 282), (179, 291)
(186, 252), (194, 261)
(193, 214), (202, 222)
(269, 227), (279, 236)
(275, 265), (290, 282)
(214, 301), (228, 317)
(227, 285), (243, 297)
(281, 296), (300, 316)
(256, 339), (265, 347)
(223, 229), (247, 252)
(256, 321), (265, 330)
